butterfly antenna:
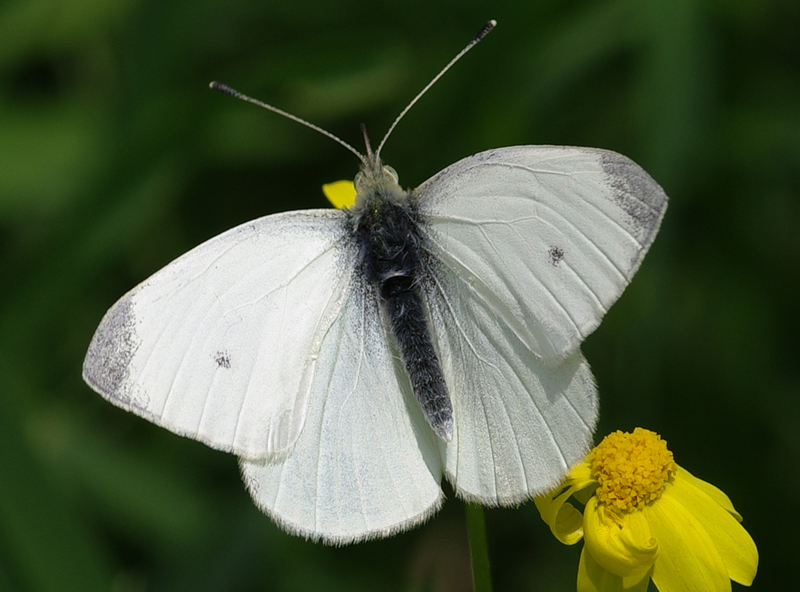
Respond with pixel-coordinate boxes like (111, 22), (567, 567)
(209, 81), (370, 168)
(375, 19), (496, 159)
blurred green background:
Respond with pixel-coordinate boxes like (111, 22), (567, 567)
(1, 0), (797, 590)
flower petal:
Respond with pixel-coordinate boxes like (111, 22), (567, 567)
(578, 546), (651, 592)
(677, 466), (742, 521)
(322, 180), (356, 209)
(669, 472), (758, 585)
(534, 491), (585, 545)
(571, 460), (594, 484)
(572, 462), (597, 505)
(646, 491), (731, 592)
(583, 502), (658, 579)
(535, 463), (596, 545)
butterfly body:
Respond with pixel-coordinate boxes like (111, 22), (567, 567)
(349, 161), (453, 441)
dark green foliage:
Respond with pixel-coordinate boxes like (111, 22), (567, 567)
(1, 0), (797, 590)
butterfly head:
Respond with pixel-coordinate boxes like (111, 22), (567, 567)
(350, 158), (407, 219)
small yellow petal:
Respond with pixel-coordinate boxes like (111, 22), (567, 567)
(646, 492), (731, 592)
(322, 180), (357, 209)
(669, 471), (758, 586)
(535, 462), (596, 545)
(583, 501), (658, 579)
(571, 460), (594, 483)
(534, 495), (585, 545)
(578, 545), (651, 592)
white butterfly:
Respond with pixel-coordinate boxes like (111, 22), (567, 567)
(83, 22), (667, 544)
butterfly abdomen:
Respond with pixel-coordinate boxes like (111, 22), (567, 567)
(382, 278), (453, 441)
(349, 182), (453, 441)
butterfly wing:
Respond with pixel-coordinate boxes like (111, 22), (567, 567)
(83, 210), (352, 459)
(241, 277), (443, 544)
(415, 146), (667, 502)
(416, 146), (668, 361)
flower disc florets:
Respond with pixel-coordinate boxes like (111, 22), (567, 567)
(588, 428), (677, 513)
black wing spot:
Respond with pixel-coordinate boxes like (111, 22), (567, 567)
(215, 351), (231, 369)
(548, 246), (565, 266)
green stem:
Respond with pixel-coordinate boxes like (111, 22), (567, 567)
(465, 503), (493, 592)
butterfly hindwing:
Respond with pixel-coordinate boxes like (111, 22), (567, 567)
(241, 277), (443, 544)
(421, 260), (598, 503)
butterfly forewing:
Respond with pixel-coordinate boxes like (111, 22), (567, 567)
(83, 210), (352, 459)
(416, 146), (668, 361)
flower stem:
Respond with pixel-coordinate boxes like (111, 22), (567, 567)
(465, 503), (492, 592)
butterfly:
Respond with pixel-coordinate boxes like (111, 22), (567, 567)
(83, 21), (667, 543)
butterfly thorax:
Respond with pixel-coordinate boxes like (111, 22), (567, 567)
(346, 161), (454, 441)
(349, 165), (421, 284)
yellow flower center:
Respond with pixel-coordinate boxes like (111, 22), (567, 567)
(588, 427), (677, 513)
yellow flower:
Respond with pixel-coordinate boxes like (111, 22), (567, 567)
(535, 428), (758, 592)
(322, 180), (357, 209)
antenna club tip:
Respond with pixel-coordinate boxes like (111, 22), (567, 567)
(477, 20), (497, 39)
(209, 81), (238, 97)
